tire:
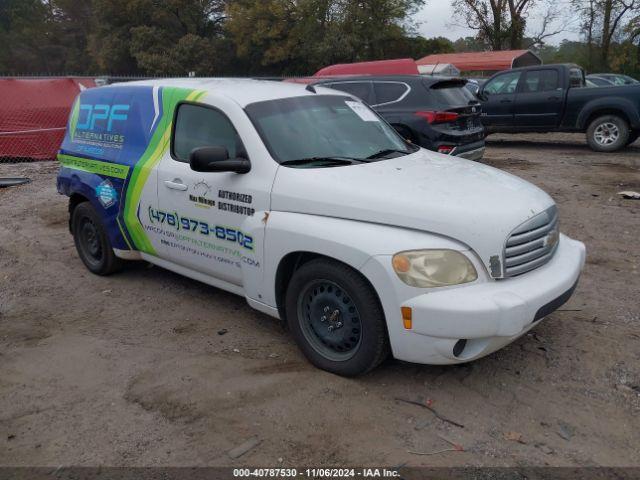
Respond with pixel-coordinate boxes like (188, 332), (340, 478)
(71, 202), (123, 275)
(626, 131), (639, 146)
(285, 259), (389, 376)
(586, 115), (630, 152)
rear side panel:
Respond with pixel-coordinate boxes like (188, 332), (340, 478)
(57, 85), (205, 254)
(564, 85), (640, 130)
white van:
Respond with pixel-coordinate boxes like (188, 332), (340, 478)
(57, 78), (586, 375)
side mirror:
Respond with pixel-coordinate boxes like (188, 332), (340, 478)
(477, 90), (489, 101)
(189, 146), (251, 174)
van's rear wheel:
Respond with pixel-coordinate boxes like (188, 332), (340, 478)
(72, 202), (122, 275)
(587, 115), (629, 152)
(285, 259), (389, 376)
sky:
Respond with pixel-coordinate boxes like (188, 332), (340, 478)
(414, 1), (582, 45)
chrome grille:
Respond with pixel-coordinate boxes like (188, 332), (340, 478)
(504, 206), (559, 277)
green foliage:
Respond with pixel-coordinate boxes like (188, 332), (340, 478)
(531, 38), (640, 78)
(385, 36), (455, 59)
(1, 0), (439, 76)
(226, 0), (427, 75)
(534, 40), (589, 67)
(4, 0), (638, 78)
(452, 36), (486, 52)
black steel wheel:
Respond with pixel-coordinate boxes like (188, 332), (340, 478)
(72, 202), (123, 275)
(297, 279), (363, 362)
(285, 259), (389, 376)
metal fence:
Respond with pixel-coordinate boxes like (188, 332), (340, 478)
(0, 77), (93, 163)
(0, 75), (301, 164)
(0, 75), (170, 163)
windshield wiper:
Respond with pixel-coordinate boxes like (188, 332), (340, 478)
(280, 156), (363, 167)
(365, 148), (410, 160)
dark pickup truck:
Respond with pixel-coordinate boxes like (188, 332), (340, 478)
(478, 63), (640, 152)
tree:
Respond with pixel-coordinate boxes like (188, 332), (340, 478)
(339, 0), (426, 60)
(452, 36), (486, 52)
(507, 0), (533, 48)
(226, 0), (426, 75)
(600, 0), (635, 68)
(533, 39), (590, 65)
(451, 0), (564, 50)
(0, 0), (94, 74)
(452, 0), (509, 50)
(573, 0), (637, 70)
(88, 0), (228, 75)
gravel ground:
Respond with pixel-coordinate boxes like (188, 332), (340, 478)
(0, 132), (639, 467)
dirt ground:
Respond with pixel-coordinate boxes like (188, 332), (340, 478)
(1, 133), (639, 468)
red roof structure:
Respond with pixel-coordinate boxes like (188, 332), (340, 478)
(416, 50), (542, 73)
(314, 58), (419, 76)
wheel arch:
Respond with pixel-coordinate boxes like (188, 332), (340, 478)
(578, 98), (638, 130)
(63, 178), (130, 252)
(586, 108), (630, 128)
(274, 251), (384, 324)
(262, 211), (470, 320)
(68, 192), (90, 231)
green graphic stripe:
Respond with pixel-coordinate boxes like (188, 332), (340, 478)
(123, 88), (206, 255)
(117, 218), (134, 250)
(69, 99), (80, 141)
(58, 154), (130, 179)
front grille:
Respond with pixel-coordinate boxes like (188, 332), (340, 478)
(504, 206), (559, 277)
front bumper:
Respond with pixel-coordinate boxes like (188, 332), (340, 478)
(453, 145), (485, 161)
(449, 139), (486, 161)
(360, 234), (586, 365)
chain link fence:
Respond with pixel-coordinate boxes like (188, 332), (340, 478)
(0, 75), (307, 165)
(0, 76), (145, 164)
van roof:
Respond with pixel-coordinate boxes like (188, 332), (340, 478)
(110, 78), (342, 107)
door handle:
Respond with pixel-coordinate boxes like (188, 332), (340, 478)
(548, 96), (559, 101)
(164, 180), (188, 191)
(500, 99), (512, 104)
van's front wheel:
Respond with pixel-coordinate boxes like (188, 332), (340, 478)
(285, 259), (389, 376)
(72, 202), (122, 275)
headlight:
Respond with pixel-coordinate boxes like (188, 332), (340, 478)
(392, 249), (478, 288)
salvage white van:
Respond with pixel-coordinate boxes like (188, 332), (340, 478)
(57, 78), (586, 375)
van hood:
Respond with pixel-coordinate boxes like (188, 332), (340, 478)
(270, 149), (555, 278)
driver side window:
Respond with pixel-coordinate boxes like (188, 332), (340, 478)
(172, 103), (243, 163)
(484, 71), (522, 95)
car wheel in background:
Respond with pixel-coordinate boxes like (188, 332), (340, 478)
(72, 202), (123, 275)
(285, 259), (389, 376)
(587, 115), (630, 152)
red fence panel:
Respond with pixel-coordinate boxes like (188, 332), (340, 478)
(0, 78), (96, 161)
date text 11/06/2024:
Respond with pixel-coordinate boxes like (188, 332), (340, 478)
(232, 468), (400, 478)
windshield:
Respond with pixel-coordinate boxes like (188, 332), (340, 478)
(428, 80), (477, 106)
(608, 74), (639, 85)
(244, 95), (413, 165)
